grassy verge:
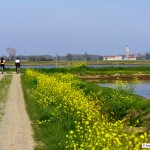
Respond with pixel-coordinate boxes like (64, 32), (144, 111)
(4, 68), (25, 74)
(0, 75), (12, 119)
(21, 74), (73, 150)
(35, 65), (150, 76)
(21, 68), (150, 149)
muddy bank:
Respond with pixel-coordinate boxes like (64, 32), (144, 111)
(78, 74), (150, 81)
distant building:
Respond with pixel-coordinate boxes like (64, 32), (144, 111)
(103, 55), (122, 60)
(124, 46), (137, 60)
(125, 55), (137, 60)
(103, 45), (137, 61)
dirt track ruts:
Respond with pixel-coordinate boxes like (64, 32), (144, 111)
(0, 73), (35, 150)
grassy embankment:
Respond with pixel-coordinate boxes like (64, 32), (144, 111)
(0, 75), (12, 119)
(21, 67), (150, 149)
(27, 65), (150, 74)
(36, 65), (150, 81)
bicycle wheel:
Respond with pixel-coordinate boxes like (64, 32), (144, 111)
(2, 67), (4, 74)
(17, 66), (20, 74)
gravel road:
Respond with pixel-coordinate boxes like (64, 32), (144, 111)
(0, 73), (35, 150)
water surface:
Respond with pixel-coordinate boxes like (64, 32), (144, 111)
(98, 82), (150, 99)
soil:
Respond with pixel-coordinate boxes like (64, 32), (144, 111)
(0, 73), (35, 150)
(78, 74), (150, 81)
(0, 74), (4, 80)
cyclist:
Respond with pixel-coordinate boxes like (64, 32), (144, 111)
(0, 57), (5, 73)
(15, 57), (20, 73)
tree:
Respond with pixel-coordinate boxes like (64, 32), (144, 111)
(99, 56), (103, 60)
(29, 56), (36, 61)
(84, 52), (91, 61)
(86, 54), (91, 61)
(136, 53), (145, 60)
(66, 53), (73, 61)
(85, 52), (90, 61)
(57, 55), (61, 61)
(6, 47), (16, 61)
(145, 53), (150, 60)
(77, 55), (81, 60)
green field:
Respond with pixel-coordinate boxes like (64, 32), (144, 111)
(4, 59), (150, 66)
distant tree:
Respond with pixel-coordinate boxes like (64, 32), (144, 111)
(136, 53), (145, 60)
(99, 56), (103, 60)
(77, 55), (81, 60)
(16, 55), (29, 60)
(86, 54), (91, 61)
(40, 56), (53, 61)
(86, 55), (91, 61)
(84, 52), (90, 61)
(145, 53), (150, 60)
(29, 56), (36, 61)
(39, 56), (47, 61)
(57, 55), (60, 61)
(66, 53), (73, 61)
(55, 54), (60, 62)
(85, 52), (87, 61)
(6, 47), (16, 61)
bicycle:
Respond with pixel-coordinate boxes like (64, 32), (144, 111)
(16, 66), (20, 74)
(1, 66), (4, 74)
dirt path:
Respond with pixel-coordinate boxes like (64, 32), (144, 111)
(0, 74), (4, 80)
(0, 73), (35, 150)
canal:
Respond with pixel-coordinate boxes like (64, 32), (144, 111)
(98, 82), (150, 99)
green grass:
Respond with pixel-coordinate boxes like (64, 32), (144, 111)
(34, 65), (150, 76)
(0, 75), (12, 119)
(4, 67), (25, 74)
(21, 74), (77, 150)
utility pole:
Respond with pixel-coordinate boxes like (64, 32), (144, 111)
(85, 51), (87, 61)
(56, 53), (58, 67)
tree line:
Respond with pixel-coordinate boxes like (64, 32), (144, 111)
(1, 47), (150, 61)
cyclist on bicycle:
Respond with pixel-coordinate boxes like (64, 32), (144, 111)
(15, 57), (20, 73)
(0, 57), (5, 73)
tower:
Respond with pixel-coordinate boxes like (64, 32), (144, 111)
(125, 45), (129, 58)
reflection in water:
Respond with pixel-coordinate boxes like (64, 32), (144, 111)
(98, 82), (150, 99)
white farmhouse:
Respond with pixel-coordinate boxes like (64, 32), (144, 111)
(103, 55), (122, 60)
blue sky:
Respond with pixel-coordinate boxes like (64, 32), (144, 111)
(0, 0), (150, 56)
